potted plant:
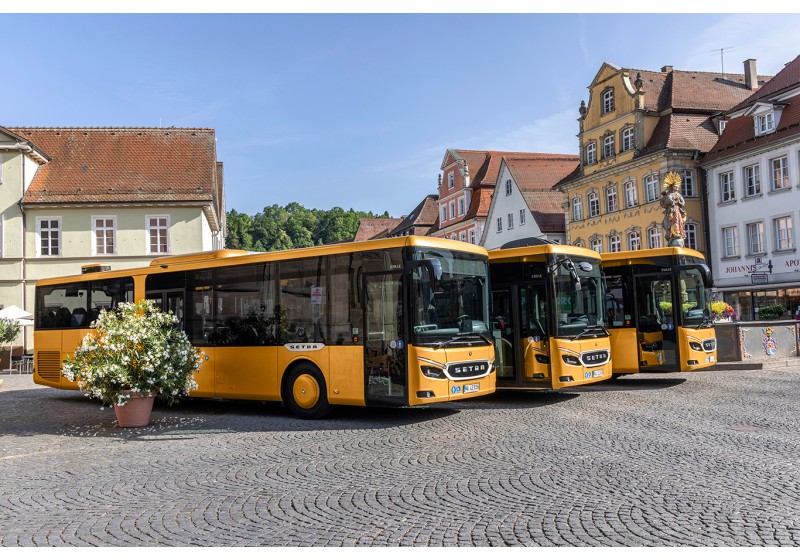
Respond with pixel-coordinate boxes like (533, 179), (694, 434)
(62, 299), (202, 427)
(709, 301), (736, 322)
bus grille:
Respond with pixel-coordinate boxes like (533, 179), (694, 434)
(36, 351), (62, 381)
(580, 350), (610, 367)
(446, 361), (491, 379)
(702, 339), (717, 352)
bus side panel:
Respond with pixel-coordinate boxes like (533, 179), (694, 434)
(608, 328), (641, 374)
(279, 347), (367, 407)
(550, 337), (613, 389)
(327, 346), (365, 406)
(34, 329), (86, 390)
(678, 327), (718, 371)
(190, 347), (216, 398)
(214, 347), (279, 400)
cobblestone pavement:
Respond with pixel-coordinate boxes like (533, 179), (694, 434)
(2, 366), (800, 546)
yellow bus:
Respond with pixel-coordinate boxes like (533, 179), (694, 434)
(601, 247), (717, 375)
(33, 236), (496, 418)
(488, 242), (612, 390)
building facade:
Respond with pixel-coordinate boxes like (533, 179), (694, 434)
(0, 126), (226, 351)
(702, 55), (800, 320)
(555, 61), (769, 257)
(481, 154), (578, 249)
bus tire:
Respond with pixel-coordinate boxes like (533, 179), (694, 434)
(284, 363), (332, 419)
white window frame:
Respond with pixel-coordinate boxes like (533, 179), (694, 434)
(645, 175), (659, 202)
(628, 231), (642, 251)
(756, 112), (775, 136)
(774, 216), (794, 251)
(37, 216), (62, 257)
(720, 171), (735, 202)
(146, 215), (170, 255)
(458, 197), (465, 217)
(519, 208), (526, 226)
(609, 235), (621, 253)
(572, 197), (583, 221)
(448, 171), (455, 189)
(92, 215), (117, 256)
(460, 231), (466, 243)
(684, 223), (697, 250)
(440, 205), (447, 223)
(722, 226), (738, 258)
(449, 201), (456, 220)
(602, 134), (615, 159)
(648, 227), (662, 249)
(621, 127), (634, 152)
(469, 229), (476, 244)
(771, 156), (789, 191)
(744, 164), (761, 197)
(585, 142), (596, 165)
(507, 212), (514, 230)
(681, 170), (695, 197)
(496, 217), (502, 233)
(588, 191), (600, 218)
(624, 180), (638, 208)
(590, 236), (603, 253)
(505, 179), (513, 196)
(747, 222), (765, 255)
(606, 185), (618, 212)
(602, 88), (614, 114)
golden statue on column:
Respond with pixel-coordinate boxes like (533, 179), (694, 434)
(659, 172), (686, 247)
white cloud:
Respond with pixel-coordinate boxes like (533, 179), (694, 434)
(487, 109), (579, 155)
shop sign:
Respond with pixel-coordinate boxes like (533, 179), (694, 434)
(751, 273), (769, 285)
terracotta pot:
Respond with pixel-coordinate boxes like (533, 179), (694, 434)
(114, 392), (157, 428)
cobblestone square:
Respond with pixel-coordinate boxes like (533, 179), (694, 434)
(1, 367), (799, 546)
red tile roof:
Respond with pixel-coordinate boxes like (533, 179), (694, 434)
(10, 127), (221, 207)
(387, 195), (439, 237)
(703, 56), (800, 165)
(521, 190), (566, 233)
(354, 218), (404, 241)
(505, 154), (580, 191)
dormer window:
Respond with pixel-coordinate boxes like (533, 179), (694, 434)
(718, 119), (728, 134)
(756, 112), (775, 135)
(602, 88), (614, 114)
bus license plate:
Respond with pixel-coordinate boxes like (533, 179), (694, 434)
(592, 369), (604, 378)
(463, 383), (479, 394)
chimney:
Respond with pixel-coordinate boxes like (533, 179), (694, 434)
(661, 65), (673, 73)
(744, 59), (757, 90)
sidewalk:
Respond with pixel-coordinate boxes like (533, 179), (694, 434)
(713, 355), (800, 371)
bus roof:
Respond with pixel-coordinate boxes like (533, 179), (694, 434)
(488, 244), (602, 264)
(34, 235), (488, 287)
(600, 247), (706, 267)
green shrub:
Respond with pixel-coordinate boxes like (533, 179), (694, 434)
(758, 304), (786, 321)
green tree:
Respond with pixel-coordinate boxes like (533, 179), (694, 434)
(0, 317), (22, 370)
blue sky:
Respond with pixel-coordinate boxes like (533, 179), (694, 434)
(3, 12), (800, 218)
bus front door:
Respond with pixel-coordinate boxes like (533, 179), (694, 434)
(634, 273), (679, 373)
(364, 272), (407, 406)
(492, 287), (519, 385)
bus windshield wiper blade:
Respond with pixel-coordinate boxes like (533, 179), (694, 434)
(438, 333), (492, 347)
(575, 325), (609, 339)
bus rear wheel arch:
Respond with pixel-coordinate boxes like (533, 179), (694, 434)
(283, 362), (332, 419)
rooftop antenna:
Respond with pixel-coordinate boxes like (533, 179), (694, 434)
(712, 47), (735, 77)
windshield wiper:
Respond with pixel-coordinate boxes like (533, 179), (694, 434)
(574, 325), (609, 339)
(435, 332), (492, 347)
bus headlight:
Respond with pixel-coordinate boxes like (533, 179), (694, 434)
(561, 354), (581, 366)
(689, 341), (703, 352)
(421, 366), (446, 379)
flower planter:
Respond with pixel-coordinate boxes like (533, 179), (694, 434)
(114, 392), (157, 428)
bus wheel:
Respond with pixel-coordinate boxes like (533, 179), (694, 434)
(285, 364), (332, 419)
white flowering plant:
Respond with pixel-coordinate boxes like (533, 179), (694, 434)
(62, 299), (202, 408)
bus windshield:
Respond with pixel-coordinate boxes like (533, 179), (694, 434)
(680, 267), (711, 328)
(551, 255), (606, 339)
(411, 248), (491, 347)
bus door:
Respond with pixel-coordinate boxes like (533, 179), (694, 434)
(634, 273), (679, 372)
(491, 286), (521, 384)
(363, 271), (407, 406)
(492, 283), (550, 387)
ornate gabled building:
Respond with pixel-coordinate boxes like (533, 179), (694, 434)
(701, 55), (800, 320)
(0, 126), (226, 351)
(555, 61), (771, 257)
